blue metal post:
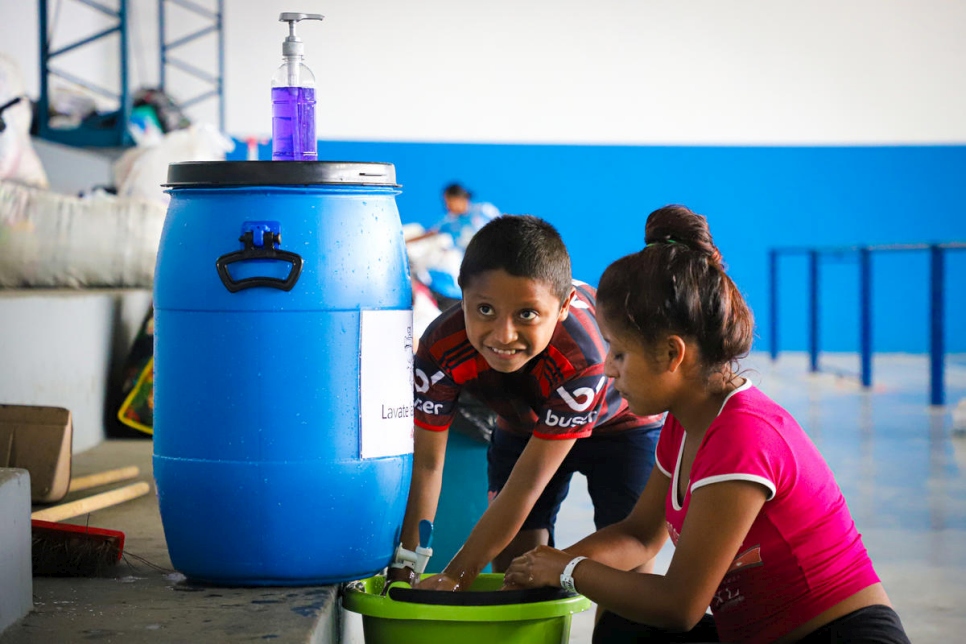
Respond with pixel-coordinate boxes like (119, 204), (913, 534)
(809, 250), (820, 372)
(118, 0), (131, 146)
(770, 249), (779, 361)
(929, 245), (945, 406)
(859, 247), (872, 388)
(38, 1), (50, 142)
(159, 0), (167, 90)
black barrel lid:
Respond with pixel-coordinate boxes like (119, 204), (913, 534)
(165, 161), (398, 187)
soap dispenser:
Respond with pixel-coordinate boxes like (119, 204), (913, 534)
(272, 12), (324, 161)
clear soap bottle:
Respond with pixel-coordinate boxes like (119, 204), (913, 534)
(272, 12), (324, 161)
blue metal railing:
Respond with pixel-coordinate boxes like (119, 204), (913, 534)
(159, 0), (225, 131)
(38, 0), (132, 147)
(769, 242), (965, 406)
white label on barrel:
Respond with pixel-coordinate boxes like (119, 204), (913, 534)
(359, 309), (416, 458)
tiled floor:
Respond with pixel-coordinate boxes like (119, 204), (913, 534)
(557, 351), (966, 643)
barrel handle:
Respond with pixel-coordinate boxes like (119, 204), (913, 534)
(216, 230), (303, 293)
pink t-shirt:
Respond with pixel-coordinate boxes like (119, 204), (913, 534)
(655, 381), (880, 644)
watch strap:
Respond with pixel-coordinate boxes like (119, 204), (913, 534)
(559, 556), (587, 593)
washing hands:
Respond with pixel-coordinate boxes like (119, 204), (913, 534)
(502, 545), (572, 590)
(383, 568), (459, 592)
(414, 572), (461, 591)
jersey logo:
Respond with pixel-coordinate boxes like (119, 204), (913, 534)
(712, 586), (743, 610)
(545, 409), (599, 428)
(727, 545), (763, 573)
(556, 377), (606, 411)
(414, 368), (445, 394)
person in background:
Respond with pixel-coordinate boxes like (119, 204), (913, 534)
(406, 182), (501, 309)
(503, 205), (910, 644)
(433, 182), (501, 252)
(389, 214), (664, 592)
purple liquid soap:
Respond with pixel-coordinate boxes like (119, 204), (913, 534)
(272, 86), (317, 161)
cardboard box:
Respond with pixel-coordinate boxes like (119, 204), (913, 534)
(0, 404), (72, 503)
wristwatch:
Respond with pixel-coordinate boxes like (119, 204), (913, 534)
(559, 556), (587, 594)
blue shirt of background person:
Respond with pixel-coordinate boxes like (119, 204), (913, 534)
(434, 182), (500, 252)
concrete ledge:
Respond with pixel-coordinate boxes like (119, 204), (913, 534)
(0, 468), (32, 636)
(0, 289), (153, 452)
(0, 440), (342, 644)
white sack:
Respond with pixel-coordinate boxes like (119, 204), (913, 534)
(113, 124), (235, 205)
(0, 53), (49, 189)
(0, 180), (166, 288)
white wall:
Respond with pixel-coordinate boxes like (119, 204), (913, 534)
(0, 290), (153, 452)
(2, 0), (965, 145)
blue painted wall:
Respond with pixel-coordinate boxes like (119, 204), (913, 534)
(232, 141), (966, 354)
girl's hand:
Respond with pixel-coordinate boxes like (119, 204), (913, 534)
(414, 572), (461, 591)
(502, 545), (572, 589)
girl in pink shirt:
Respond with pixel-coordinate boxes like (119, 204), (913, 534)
(504, 205), (909, 643)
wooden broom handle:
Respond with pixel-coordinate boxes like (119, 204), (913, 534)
(69, 465), (141, 493)
(31, 481), (151, 522)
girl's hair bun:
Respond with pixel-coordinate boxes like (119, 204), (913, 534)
(644, 205), (723, 269)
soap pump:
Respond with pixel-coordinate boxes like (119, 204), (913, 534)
(271, 12), (324, 161)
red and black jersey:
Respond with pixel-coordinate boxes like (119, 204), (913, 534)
(413, 281), (664, 440)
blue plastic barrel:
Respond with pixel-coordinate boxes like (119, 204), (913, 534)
(153, 161), (414, 586)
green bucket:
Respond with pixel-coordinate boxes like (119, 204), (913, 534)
(342, 573), (592, 644)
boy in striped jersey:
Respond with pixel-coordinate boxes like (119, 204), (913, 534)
(391, 214), (663, 591)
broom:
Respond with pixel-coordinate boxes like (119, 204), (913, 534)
(31, 520), (126, 576)
(30, 480), (150, 576)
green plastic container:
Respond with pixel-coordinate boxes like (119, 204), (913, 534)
(342, 574), (592, 644)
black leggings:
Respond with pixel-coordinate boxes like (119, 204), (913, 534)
(593, 613), (719, 643)
(796, 605), (910, 644)
(593, 605), (910, 643)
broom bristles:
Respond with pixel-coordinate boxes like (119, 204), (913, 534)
(31, 520), (125, 577)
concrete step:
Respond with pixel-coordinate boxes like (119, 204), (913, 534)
(0, 468), (32, 636)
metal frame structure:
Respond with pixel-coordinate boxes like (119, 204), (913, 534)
(35, 0), (225, 149)
(769, 242), (966, 406)
(37, 0), (132, 147)
(159, 0), (225, 132)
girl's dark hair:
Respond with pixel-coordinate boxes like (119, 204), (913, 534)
(459, 215), (573, 303)
(597, 205), (754, 375)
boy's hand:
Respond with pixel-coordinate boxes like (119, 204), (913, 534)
(382, 565), (418, 595)
(503, 545), (571, 589)
(414, 572), (460, 591)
